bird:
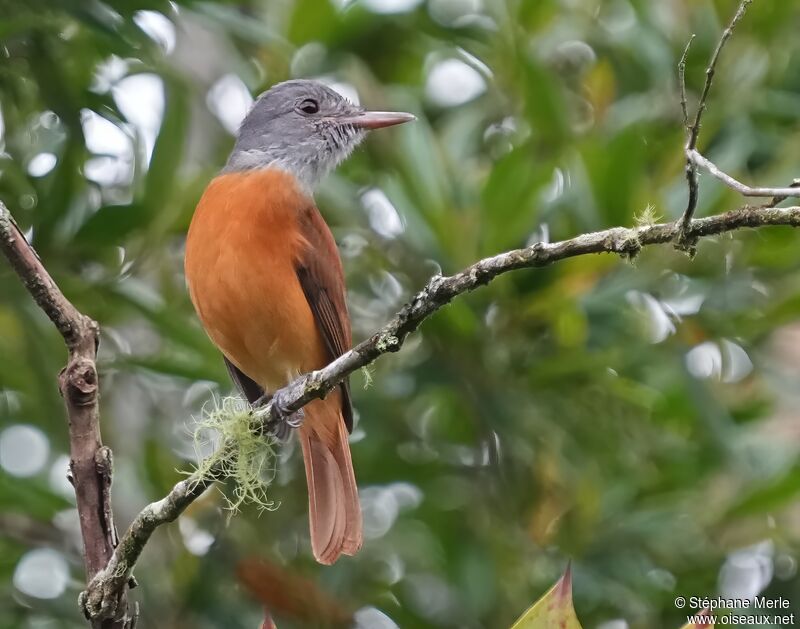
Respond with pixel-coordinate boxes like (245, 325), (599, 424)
(184, 79), (414, 564)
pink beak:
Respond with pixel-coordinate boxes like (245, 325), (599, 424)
(340, 111), (416, 130)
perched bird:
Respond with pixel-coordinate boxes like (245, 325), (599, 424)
(184, 80), (414, 564)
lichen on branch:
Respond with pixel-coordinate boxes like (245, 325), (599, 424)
(191, 396), (279, 515)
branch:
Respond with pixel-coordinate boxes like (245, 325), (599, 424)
(678, 0), (753, 240)
(0, 202), (132, 629)
(678, 35), (696, 129)
(82, 471), (216, 620)
(687, 149), (800, 200)
(83, 202), (800, 617)
(0, 206), (88, 347)
(261, 205), (800, 416)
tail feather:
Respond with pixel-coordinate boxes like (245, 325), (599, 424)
(299, 399), (362, 565)
(330, 418), (362, 555)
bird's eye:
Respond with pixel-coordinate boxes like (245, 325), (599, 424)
(298, 99), (320, 115)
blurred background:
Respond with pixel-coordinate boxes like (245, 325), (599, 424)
(1, 0), (800, 627)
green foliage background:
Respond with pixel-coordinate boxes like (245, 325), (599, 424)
(2, 0), (800, 627)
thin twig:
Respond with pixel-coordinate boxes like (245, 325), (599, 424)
(0, 202), (132, 629)
(81, 202), (800, 619)
(688, 149), (800, 199)
(678, 34), (696, 129)
(678, 0), (754, 240)
(688, 0), (753, 151)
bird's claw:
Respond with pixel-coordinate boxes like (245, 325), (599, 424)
(252, 390), (304, 440)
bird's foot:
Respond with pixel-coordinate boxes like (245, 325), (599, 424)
(252, 390), (304, 441)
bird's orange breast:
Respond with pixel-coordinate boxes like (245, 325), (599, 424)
(185, 168), (326, 390)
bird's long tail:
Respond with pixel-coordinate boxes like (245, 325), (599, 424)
(298, 398), (362, 564)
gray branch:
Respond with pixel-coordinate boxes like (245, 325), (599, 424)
(82, 472), (216, 620)
(259, 205), (800, 418)
(687, 149), (800, 200)
(678, 0), (754, 239)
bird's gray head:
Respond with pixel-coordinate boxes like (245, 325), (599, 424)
(225, 79), (415, 190)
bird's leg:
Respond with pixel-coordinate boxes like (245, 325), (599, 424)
(252, 390), (305, 441)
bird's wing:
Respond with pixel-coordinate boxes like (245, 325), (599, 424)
(224, 356), (264, 405)
(295, 203), (354, 432)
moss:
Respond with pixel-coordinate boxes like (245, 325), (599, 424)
(634, 203), (661, 227)
(190, 396), (278, 515)
(361, 365), (374, 389)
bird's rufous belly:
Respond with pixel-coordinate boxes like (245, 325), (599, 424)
(185, 170), (327, 391)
